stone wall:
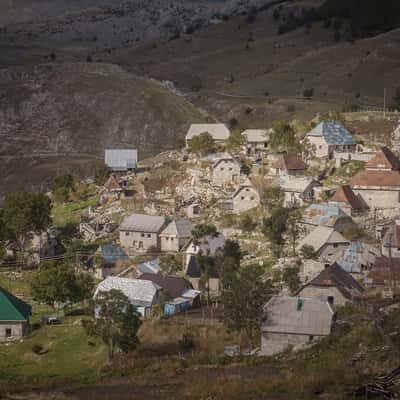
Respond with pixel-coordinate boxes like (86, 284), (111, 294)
(298, 285), (347, 306)
(120, 230), (160, 252)
(353, 188), (400, 210)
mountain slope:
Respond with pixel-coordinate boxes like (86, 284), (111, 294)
(0, 62), (205, 194)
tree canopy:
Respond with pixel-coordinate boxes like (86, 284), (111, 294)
(189, 132), (215, 156)
(269, 121), (302, 154)
(84, 289), (142, 361)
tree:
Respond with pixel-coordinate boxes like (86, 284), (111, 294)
(191, 224), (218, 244)
(196, 253), (217, 304)
(286, 210), (304, 256)
(219, 239), (241, 288)
(3, 192), (52, 267)
(189, 132), (215, 156)
(261, 185), (284, 209)
(303, 88), (315, 99)
(262, 206), (289, 257)
(221, 265), (272, 349)
(53, 174), (75, 203)
(0, 210), (6, 259)
(282, 266), (301, 295)
(84, 289), (141, 361)
(159, 253), (182, 275)
(227, 129), (245, 150)
(31, 260), (79, 309)
(95, 164), (111, 186)
(300, 244), (317, 260)
(269, 121), (302, 154)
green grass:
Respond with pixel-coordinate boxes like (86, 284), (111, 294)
(52, 195), (100, 228)
(0, 316), (107, 386)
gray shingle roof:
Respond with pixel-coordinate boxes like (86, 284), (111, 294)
(262, 296), (334, 336)
(297, 226), (349, 253)
(160, 219), (194, 238)
(306, 120), (355, 145)
(120, 214), (166, 233)
(241, 129), (269, 143)
(105, 149), (138, 171)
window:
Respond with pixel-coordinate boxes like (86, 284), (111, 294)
(229, 167), (232, 171)
(333, 243), (338, 248)
(250, 197), (254, 201)
(141, 233), (145, 237)
(139, 241), (143, 249)
(171, 238), (174, 242)
(220, 168), (224, 171)
(241, 196), (245, 200)
(327, 296), (334, 305)
(133, 240), (137, 246)
(308, 335), (314, 342)
(125, 232), (129, 236)
(5, 328), (12, 337)
(147, 234), (151, 238)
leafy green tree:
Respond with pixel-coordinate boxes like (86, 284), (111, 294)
(270, 121), (302, 154)
(262, 206), (289, 257)
(221, 265), (272, 348)
(261, 185), (284, 209)
(300, 244), (317, 260)
(31, 260), (78, 308)
(95, 164), (111, 186)
(286, 210), (304, 256)
(192, 224), (218, 244)
(53, 174), (75, 202)
(219, 239), (241, 288)
(282, 266), (301, 295)
(196, 254), (217, 304)
(84, 289), (141, 361)
(227, 129), (245, 150)
(159, 253), (182, 275)
(189, 132), (215, 156)
(3, 192), (52, 267)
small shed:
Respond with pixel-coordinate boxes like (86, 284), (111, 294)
(105, 149), (138, 172)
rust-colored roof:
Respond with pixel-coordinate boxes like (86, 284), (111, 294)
(271, 154), (307, 171)
(350, 170), (400, 188)
(383, 221), (400, 249)
(366, 147), (400, 171)
(104, 175), (123, 191)
(367, 257), (400, 286)
(302, 263), (364, 299)
(329, 185), (367, 211)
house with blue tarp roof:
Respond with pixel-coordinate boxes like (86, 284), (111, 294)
(306, 120), (356, 159)
(91, 244), (131, 279)
(337, 242), (379, 274)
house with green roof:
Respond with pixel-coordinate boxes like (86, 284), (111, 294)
(0, 287), (32, 342)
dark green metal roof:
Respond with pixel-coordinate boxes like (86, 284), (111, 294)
(0, 287), (32, 322)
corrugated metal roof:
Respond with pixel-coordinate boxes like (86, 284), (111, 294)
(307, 120), (355, 145)
(94, 277), (160, 306)
(105, 149), (138, 171)
(98, 244), (130, 266)
(303, 204), (351, 227)
(186, 124), (230, 141)
(241, 129), (269, 143)
(337, 241), (378, 273)
(262, 296), (334, 336)
(120, 214), (166, 233)
(137, 258), (160, 274)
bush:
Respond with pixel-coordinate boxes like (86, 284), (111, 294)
(179, 333), (195, 352)
(32, 344), (44, 354)
(303, 88), (314, 99)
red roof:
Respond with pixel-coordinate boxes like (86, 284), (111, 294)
(350, 170), (400, 188)
(329, 185), (368, 211)
(367, 257), (400, 286)
(366, 147), (400, 171)
(271, 154), (307, 171)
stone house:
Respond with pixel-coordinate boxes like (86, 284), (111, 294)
(328, 185), (369, 216)
(159, 219), (194, 253)
(185, 123), (230, 148)
(94, 277), (162, 318)
(231, 185), (261, 214)
(350, 147), (400, 210)
(280, 176), (320, 208)
(260, 296), (334, 356)
(302, 204), (354, 233)
(119, 214), (167, 253)
(241, 129), (270, 157)
(103, 175), (125, 199)
(212, 157), (241, 187)
(0, 287), (31, 342)
(105, 149), (138, 172)
(297, 263), (364, 306)
(270, 154), (308, 176)
(297, 226), (350, 264)
(306, 120), (356, 159)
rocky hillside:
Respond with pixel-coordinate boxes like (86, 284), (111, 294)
(0, 62), (205, 194)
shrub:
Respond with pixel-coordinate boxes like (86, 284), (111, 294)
(179, 333), (195, 352)
(303, 88), (314, 99)
(32, 344), (43, 354)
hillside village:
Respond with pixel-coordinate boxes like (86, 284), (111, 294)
(2, 113), (400, 399)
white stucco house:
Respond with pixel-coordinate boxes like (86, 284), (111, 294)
(241, 129), (270, 157)
(350, 147), (400, 210)
(306, 120), (356, 159)
(159, 219), (194, 253)
(280, 176), (320, 208)
(231, 185), (261, 214)
(212, 156), (241, 186)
